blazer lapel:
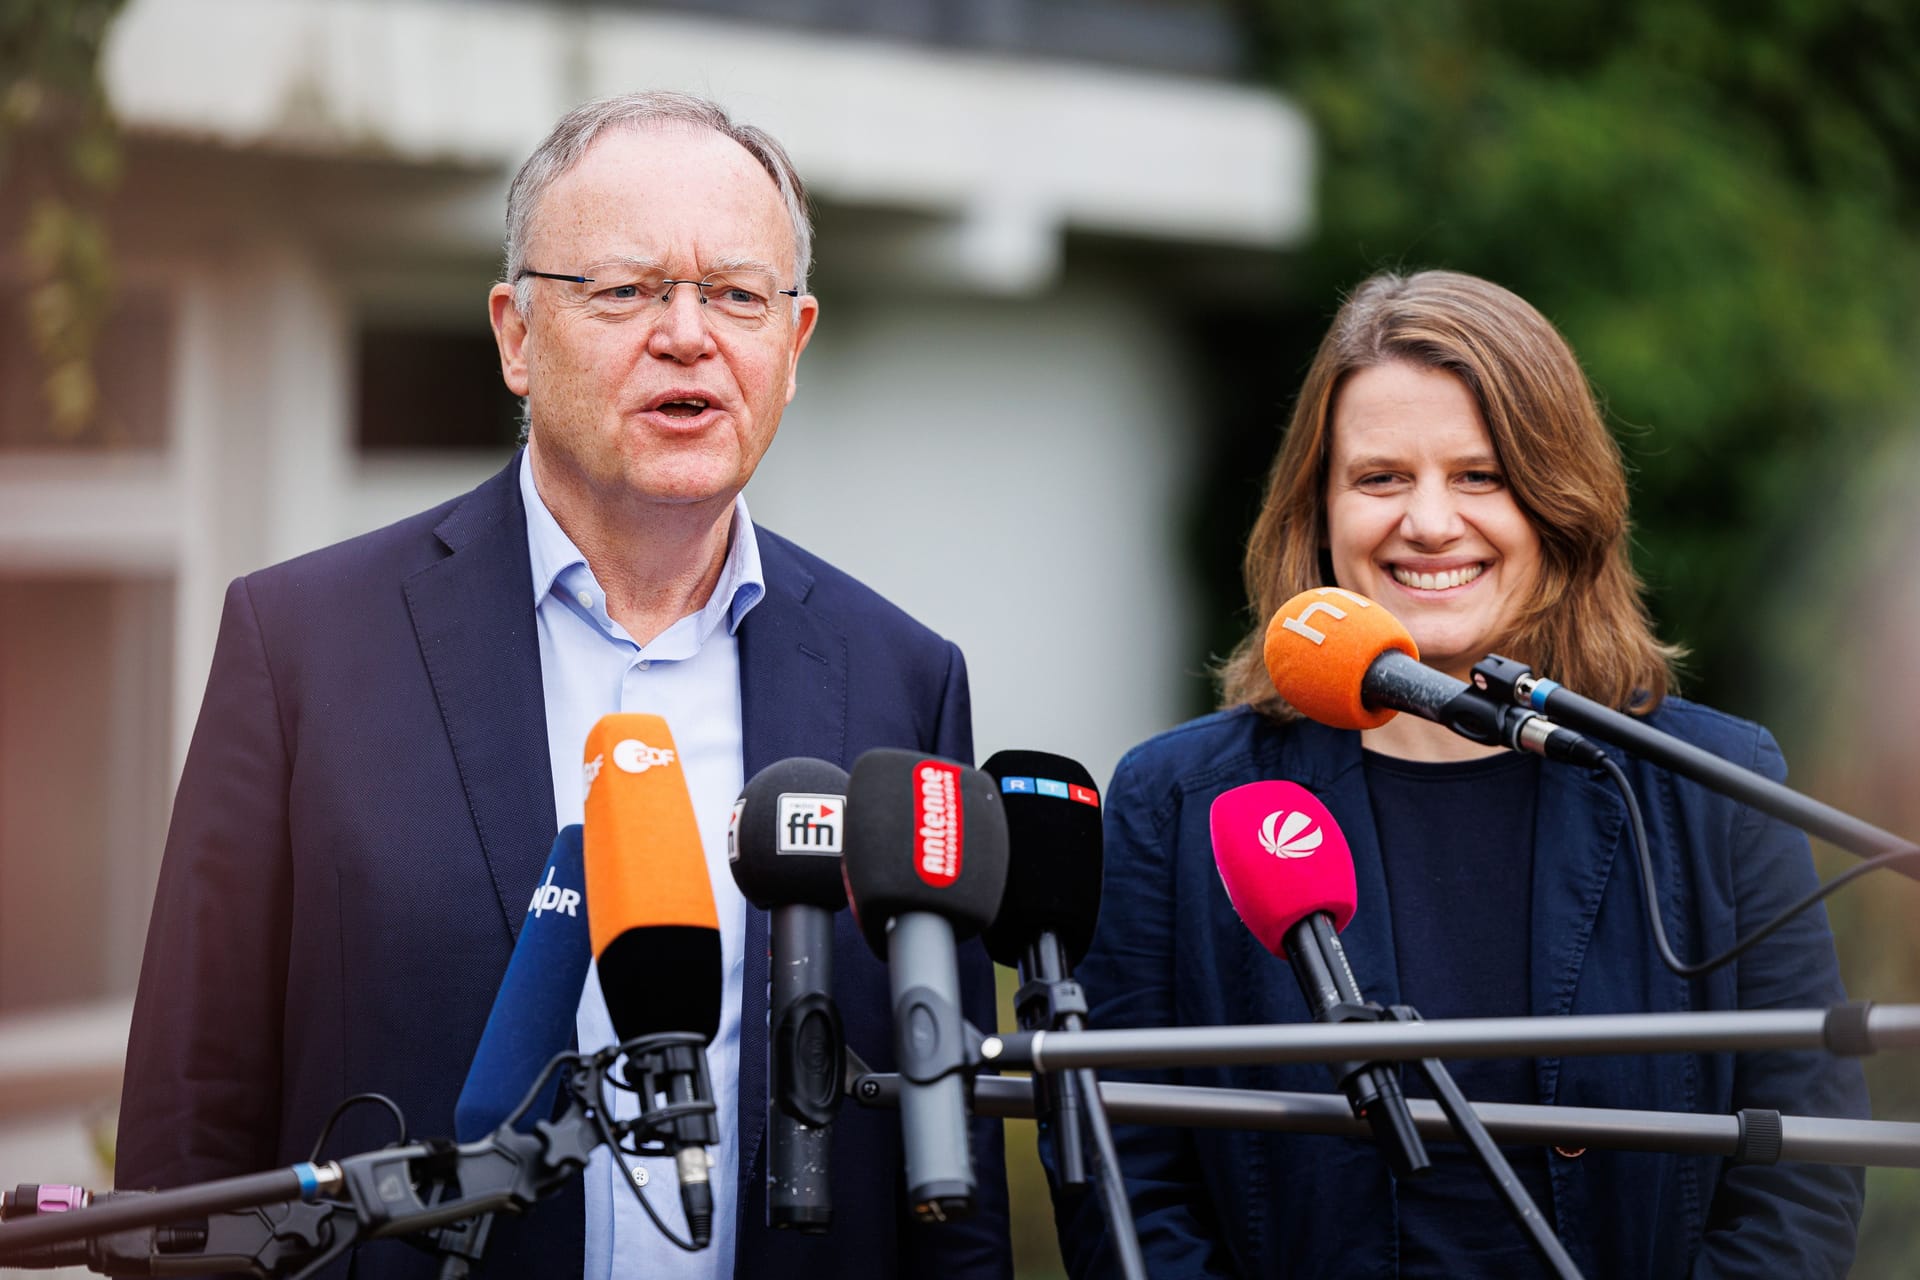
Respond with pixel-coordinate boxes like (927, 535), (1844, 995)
(1528, 759), (1626, 1104)
(404, 453), (557, 942)
(732, 534), (848, 1219)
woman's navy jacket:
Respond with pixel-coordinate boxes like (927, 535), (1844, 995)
(1054, 699), (1867, 1278)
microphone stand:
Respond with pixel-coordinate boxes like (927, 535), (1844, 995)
(1283, 914), (1429, 1177)
(1387, 1007), (1578, 1278)
(1469, 655), (1920, 879)
(855, 1074), (1920, 1168)
(0, 1033), (716, 1277)
(1016, 933), (1146, 1280)
(982, 1003), (1920, 1072)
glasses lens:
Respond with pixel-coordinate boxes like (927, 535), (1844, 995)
(700, 272), (777, 324)
(563, 267), (785, 327)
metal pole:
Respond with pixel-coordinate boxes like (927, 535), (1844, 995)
(850, 1075), (1920, 1168)
(982, 1005), (1920, 1072)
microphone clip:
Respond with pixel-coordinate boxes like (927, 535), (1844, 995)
(773, 991), (847, 1128)
(892, 985), (989, 1088)
(612, 1033), (720, 1148)
(1013, 976), (1089, 1034)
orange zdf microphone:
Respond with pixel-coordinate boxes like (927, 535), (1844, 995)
(582, 713), (721, 1247)
(1264, 588), (1605, 766)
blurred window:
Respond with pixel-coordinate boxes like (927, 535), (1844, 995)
(355, 324), (524, 452)
(0, 574), (174, 1014)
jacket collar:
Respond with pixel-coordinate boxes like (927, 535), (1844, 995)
(405, 451), (558, 940)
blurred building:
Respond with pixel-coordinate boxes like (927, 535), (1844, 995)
(0, 0), (1310, 1215)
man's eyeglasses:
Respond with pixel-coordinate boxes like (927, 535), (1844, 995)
(516, 266), (801, 329)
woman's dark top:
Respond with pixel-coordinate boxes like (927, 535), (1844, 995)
(1365, 748), (1550, 1278)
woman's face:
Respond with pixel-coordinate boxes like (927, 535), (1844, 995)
(1322, 361), (1543, 681)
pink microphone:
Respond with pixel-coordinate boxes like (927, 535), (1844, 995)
(1209, 779), (1429, 1176)
(1209, 780), (1356, 953)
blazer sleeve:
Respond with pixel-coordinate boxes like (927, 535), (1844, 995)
(900, 639), (1016, 1280)
(1690, 726), (1868, 1279)
(116, 576), (294, 1190)
(1049, 751), (1235, 1279)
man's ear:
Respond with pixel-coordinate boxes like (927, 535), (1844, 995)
(489, 283), (531, 397)
(782, 295), (820, 404)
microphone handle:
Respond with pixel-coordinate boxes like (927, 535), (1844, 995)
(1023, 934), (1089, 1188)
(1282, 915), (1430, 1176)
(888, 911), (976, 1221)
(664, 1047), (715, 1247)
(769, 904), (838, 1231)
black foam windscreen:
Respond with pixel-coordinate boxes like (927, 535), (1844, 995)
(978, 749), (1103, 967)
(840, 749), (1009, 957)
(600, 925), (724, 1044)
(727, 757), (851, 911)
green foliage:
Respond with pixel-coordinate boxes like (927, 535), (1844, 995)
(1218, 2), (1920, 1271)
(0, 0), (127, 439)
(1247, 0), (1920, 717)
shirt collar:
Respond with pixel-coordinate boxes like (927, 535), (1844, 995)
(519, 448), (765, 638)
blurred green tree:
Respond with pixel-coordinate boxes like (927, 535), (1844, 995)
(1183, 2), (1920, 1271)
(0, 0), (126, 441)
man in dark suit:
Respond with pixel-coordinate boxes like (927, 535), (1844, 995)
(116, 91), (1012, 1280)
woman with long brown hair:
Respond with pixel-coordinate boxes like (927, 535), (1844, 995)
(1053, 270), (1866, 1277)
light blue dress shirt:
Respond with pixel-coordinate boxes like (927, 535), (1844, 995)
(519, 451), (764, 1280)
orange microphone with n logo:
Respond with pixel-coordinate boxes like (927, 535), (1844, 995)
(1263, 587), (1418, 730)
(1263, 587), (1607, 767)
(581, 712), (721, 1246)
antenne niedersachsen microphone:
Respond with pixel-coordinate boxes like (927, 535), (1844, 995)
(1264, 587), (1605, 768)
(1210, 780), (1430, 1176)
(454, 824), (590, 1142)
(726, 757), (850, 1233)
(979, 750), (1102, 1187)
(583, 713), (722, 1247)
(841, 749), (1009, 1223)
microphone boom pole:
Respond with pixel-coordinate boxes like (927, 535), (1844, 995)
(982, 1003), (1920, 1072)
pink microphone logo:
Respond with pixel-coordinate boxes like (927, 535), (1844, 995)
(1258, 809), (1323, 859)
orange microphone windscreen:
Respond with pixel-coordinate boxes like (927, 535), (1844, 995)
(1263, 588), (1418, 730)
(581, 713), (719, 960)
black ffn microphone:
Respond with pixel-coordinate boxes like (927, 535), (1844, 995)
(841, 750), (1008, 1223)
(727, 758), (850, 1233)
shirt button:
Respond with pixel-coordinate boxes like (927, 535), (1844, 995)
(575, 590), (593, 609)
(636, 659), (651, 671)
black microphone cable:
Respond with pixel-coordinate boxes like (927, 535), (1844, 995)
(1596, 753), (1920, 977)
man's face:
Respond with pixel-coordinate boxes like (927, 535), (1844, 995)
(489, 125), (819, 517)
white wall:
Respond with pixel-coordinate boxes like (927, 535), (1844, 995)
(754, 279), (1200, 787)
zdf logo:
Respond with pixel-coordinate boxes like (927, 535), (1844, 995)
(612, 738), (676, 773)
(1259, 809), (1322, 860)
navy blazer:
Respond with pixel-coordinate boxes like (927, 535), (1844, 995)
(1055, 703), (1866, 1279)
(117, 454), (1012, 1280)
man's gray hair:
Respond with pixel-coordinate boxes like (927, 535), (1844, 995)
(504, 90), (813, 314)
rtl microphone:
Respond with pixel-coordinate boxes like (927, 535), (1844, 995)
(726, 757), (850, 1233)
(583, 713), (722, 1247)
(841, 750), (1009, 1223)
(979, 750), (1102, 1186)
(1264, 587), (1606, 767)
(454, 825), (590, 1142)
(1210, 780), (1430, 1176)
